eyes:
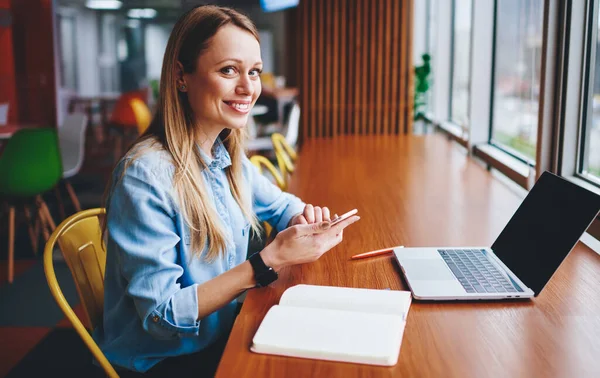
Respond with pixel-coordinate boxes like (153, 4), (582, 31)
(220, 65), (262, 78)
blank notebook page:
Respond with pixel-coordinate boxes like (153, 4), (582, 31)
(251, 305), (405, 366)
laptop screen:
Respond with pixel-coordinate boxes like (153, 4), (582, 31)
(491, 171), (600, 295)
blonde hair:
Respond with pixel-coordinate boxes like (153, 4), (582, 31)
(104, 5), (261, 261)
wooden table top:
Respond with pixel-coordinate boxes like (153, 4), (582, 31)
(216, 133), (600, 378)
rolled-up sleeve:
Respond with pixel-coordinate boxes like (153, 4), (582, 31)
(107, 159), (200, 340)
(244, 156), (305, 231)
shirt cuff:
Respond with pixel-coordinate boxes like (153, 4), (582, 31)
(275, 199), (306, 232)
(145, 284), (200, 340)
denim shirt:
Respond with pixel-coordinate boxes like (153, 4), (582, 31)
(93, 139), (305, 372)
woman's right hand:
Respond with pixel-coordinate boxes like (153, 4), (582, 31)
(260, 215), (360, 271)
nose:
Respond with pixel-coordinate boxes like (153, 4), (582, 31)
(235, 74), (253, 96)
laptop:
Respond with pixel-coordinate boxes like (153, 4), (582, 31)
(393, 171), (600, 300)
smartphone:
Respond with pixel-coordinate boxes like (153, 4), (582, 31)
(329, 209), (358, 226)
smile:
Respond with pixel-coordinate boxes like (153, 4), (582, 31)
(224, 101), (251, 114)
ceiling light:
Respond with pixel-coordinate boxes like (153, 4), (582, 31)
(85, 0), (122, 10)
(128, 8), (158, 19)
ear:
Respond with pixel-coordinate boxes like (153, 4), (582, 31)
(175, 61), (187, 92)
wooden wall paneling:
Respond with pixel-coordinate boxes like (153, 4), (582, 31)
(383, 0), (392, 134)
(339, 0), (347, 135)
(405, 0), (414, 133)
(391, 0), (401, 134)
(361, 0), (369, 135)
(332, 0), (339, 137)
(298, 0), (413, 138)
(326, 0), (332, 137)
(309, 0), (317, 139)
(353, 0), (361, 135)
(375, 0), (385, 134)
(398, 0), (407, 135)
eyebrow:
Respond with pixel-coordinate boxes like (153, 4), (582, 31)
(216, 58), (263, 66)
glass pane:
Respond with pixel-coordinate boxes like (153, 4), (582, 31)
(584, 12), (600, 180)
(427, 0), (436, 112)
(491, 0), (544, 162)
(450, 0), (472, 129)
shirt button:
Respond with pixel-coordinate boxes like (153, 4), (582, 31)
(152, 315), (160, 323)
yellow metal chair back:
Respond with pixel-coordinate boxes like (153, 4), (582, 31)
(271, 133), (296, 189)
(250, 155), (286, 191)
(250, 155), (289, 238)
(130, 98), (152, 135)
(43, 208), (119, 378)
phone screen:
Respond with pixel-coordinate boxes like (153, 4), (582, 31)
(329, 209), (358, 226)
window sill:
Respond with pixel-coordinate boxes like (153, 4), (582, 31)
(472, 143), (530, 189)
(437, 121), (469, 148)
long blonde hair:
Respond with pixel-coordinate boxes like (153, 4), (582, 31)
(105, 5), (261, 261)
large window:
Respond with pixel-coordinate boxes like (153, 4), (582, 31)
(583, 7), (600, 182)
(491, 0), (544, 163)
(450, 0), (472, 129)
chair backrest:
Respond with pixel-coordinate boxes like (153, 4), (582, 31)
(250, 155), (286, 191)
(43, 208), (118, 378)
(284, 101), (300, 148)
(129, 98), (152, 135)
(0, 128), (63, 197)
(271, 132), (296, 190)
(109, 90), (146, 128)
(58, 113), (88, 178)
(0, 103), (8, 125)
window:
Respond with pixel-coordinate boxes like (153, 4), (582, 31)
(491, 0), (544, 163)
(449, 0), (472, 130)
(582, 5), (600, 183)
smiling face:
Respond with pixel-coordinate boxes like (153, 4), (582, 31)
(181, 24), (262, 138)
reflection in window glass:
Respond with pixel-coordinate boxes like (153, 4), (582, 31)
(584, 11), (600, 180)
(450, 0), (472, 129)
(426, 0), (436, 112)
(491, 0), (544, 162)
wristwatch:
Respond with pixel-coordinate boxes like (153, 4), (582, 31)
(248, 252), (278, 287)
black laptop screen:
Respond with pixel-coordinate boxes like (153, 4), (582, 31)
(491, 172), (600, 295)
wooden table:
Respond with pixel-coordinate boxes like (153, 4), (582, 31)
(216, 133), (600, 378)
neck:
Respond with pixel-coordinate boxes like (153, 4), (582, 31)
(196, 124), (225, 159)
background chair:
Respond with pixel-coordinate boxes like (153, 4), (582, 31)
(43, 208), (118, 378)
(0, 128), (62, 283)
(107, 91), (151, 161)
(246, 100), (300, 155)
(250, 155), (289, 239)
(0, 102), (8, 125)
(57, 113), (88, 218)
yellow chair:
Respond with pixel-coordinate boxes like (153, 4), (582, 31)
(43, 208), (119, 378)
(250, 155), (289, 238)
(130, 98), (152, 135)
(271, 132), (297, 189)
(250, 155), (286, 191)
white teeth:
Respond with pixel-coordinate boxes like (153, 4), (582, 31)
(229, 102), (249, 110)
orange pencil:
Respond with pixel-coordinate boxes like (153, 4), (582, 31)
(350, 246), (404, 260)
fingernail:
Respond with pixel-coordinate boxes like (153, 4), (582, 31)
(320, 221), (331, 230)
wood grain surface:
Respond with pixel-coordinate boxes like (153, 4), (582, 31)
(216, 134), (600, 378)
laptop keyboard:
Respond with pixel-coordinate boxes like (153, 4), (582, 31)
(437, 249), (523, 294)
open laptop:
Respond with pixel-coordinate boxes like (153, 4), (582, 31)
(394, 171), (600, 300)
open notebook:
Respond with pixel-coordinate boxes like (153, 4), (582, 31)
(251, 284), (412, 366)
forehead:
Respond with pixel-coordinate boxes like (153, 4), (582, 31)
(200, 24), (261, 65)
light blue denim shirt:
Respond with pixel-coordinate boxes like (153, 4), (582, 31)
(93, 138), (304, 373)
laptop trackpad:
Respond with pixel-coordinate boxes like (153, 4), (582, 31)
(401, 259), (455, 281)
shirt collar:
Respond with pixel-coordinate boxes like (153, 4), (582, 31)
(199, 138), (232, 171)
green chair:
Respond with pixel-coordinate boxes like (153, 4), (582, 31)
(0, 128), (63, 283)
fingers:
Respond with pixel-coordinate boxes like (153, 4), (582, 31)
(322, 207), (331, 221)
(314, 207), (323, 223)
(303, 204), (315, 223)
(295, 215), (308, 224)
(329, 215), (360, 233)
(293, 220), (332, 236)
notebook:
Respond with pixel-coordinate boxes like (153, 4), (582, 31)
(250, 284), (412, 366)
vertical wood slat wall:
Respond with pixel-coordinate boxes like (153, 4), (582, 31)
(298, 0), (414, 139)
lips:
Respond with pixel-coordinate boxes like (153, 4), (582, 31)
(223, 100), (251, 114)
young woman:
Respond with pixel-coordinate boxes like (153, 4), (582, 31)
(94, 5), (359, 377)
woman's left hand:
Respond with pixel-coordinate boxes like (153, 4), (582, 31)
(289, 204), (331, 226)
